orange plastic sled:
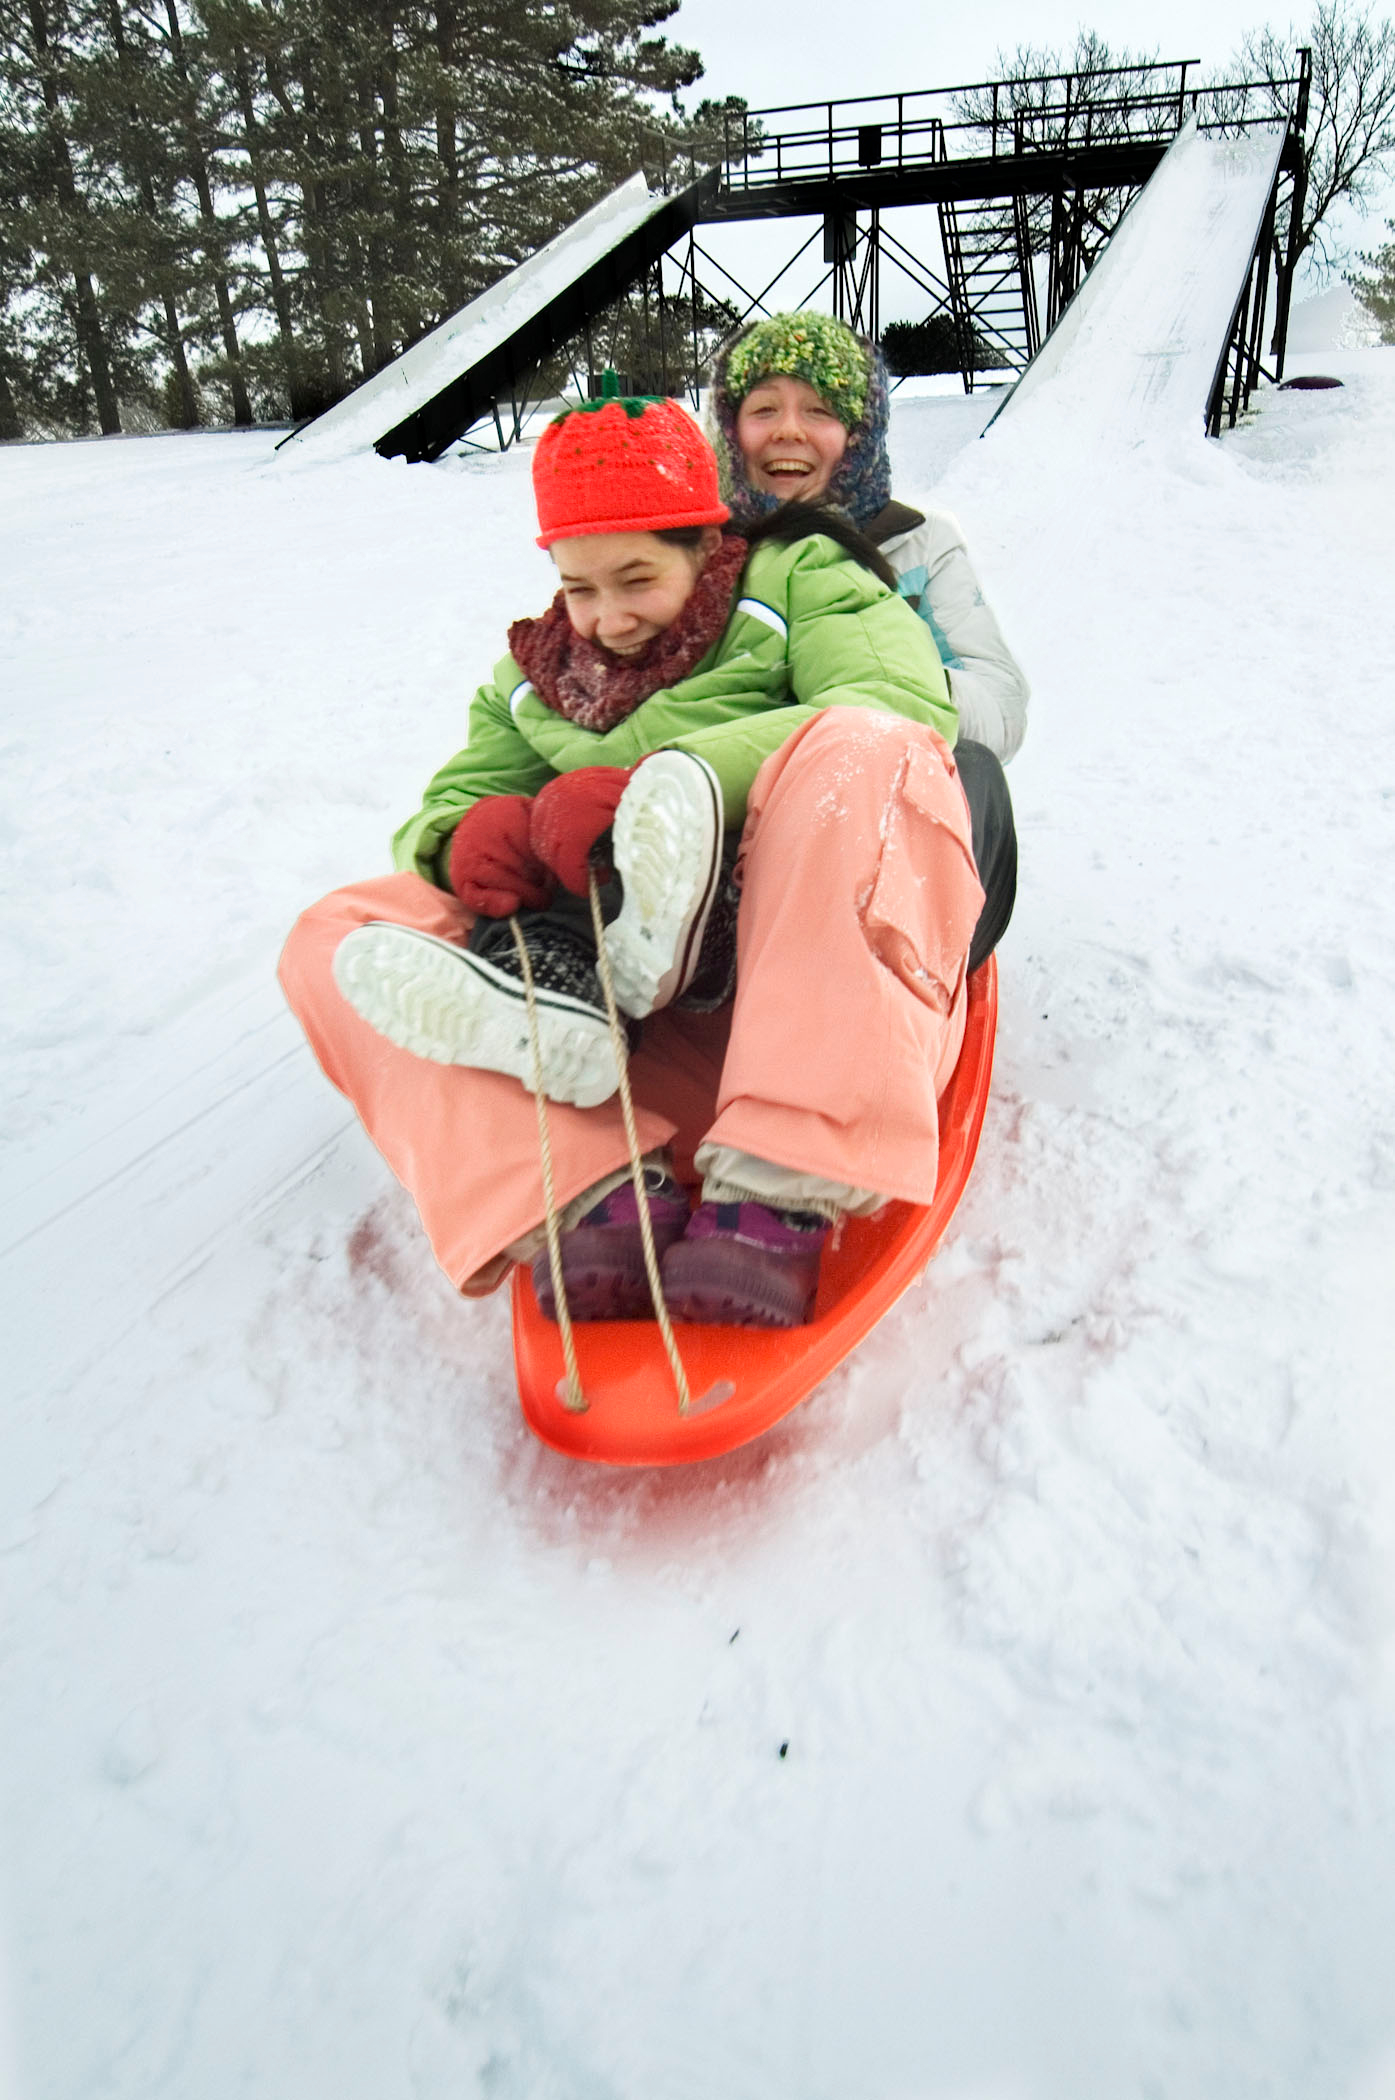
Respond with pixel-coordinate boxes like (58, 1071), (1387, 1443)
(512, 956), (997, 1467)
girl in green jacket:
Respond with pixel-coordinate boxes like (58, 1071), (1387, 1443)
(280, 382), (988, 1329)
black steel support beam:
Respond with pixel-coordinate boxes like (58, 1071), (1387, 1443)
(700, 142), (1169, 222)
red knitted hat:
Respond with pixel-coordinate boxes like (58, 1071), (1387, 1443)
(533, 373), (730, 548)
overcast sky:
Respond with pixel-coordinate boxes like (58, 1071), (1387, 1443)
(667, 0), (1289, 109)
(662, 0), (1381, 312)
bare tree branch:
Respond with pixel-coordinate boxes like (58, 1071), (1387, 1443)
(1226, 3), (1395, 276)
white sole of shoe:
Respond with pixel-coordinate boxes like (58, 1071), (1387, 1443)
(332, 923), (620, 1109)
(605, 751), (724, 1019)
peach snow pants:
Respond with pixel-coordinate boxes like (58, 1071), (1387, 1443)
(279, 709), (985, 1291)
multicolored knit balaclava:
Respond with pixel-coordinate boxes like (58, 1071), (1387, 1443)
(532, 371), (729, 548)
(707, 311), (892, 528)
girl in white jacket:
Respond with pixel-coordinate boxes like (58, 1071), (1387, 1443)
(707, 311), (1030, 762)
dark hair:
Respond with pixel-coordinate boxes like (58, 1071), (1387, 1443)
(733, 501), (898, 593)
(652, 526), (709, 550)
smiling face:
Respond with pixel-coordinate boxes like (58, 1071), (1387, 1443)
(734, 374), (849, 504)
(551, 528), (722, 656)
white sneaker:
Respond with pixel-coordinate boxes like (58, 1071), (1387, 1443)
(332, 922), (621, 1108)
(605, 751), (724, 1018)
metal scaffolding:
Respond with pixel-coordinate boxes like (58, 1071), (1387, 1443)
(368, 52), (1312, 458)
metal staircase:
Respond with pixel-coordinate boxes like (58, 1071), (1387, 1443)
(938, 193), (1039, 378)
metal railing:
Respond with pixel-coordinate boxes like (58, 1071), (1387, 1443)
(1189, 61), (1311, 138)
(719, 61), (1202, 189)
(715, 57), (1309, 193)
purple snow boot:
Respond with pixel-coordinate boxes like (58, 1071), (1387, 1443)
(532, 1168), (691, 1322)
(660, 1200), (830, 1328)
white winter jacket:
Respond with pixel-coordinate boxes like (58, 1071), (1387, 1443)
(868, 502), (1030, 762)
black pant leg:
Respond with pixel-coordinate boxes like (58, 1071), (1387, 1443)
(954, 739), (1017, 974)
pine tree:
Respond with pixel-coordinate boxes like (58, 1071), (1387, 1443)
(6, 0), (125, 431)
(153, 0), (252, 423)
(883, 314), (1008, 376)
(84, 0), (200, 425)
(205, 5), (307, 412)
(1349, 218), (1395, 339)
(0, 266), (27, 436)
(0, 57), (37, 435)
(2, 0), (709, 432)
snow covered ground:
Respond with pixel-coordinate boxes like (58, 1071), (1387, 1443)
(4, 342), (1395, 2099)
(1287, 283), (1383, 355)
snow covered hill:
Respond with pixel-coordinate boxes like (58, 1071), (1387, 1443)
(3, 352), (1395, 2100)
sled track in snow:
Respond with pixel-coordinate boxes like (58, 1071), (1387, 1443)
(2, 979), (352, 1407)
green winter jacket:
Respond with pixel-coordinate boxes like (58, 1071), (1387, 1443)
(392, 531), (957, 885)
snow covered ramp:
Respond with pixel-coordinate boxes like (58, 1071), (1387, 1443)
(279, 170), (716, 465)
(993, 117), (1287, 440)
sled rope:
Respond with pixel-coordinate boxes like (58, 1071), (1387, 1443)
(587, 875), (693, 1416)
(509, 915), (587, 1414)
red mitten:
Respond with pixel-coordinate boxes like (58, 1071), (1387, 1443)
(530, 767), (632, 895)
(447, 795), (554, 917)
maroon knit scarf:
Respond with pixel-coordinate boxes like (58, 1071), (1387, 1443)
(508, 535), (749, 733)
